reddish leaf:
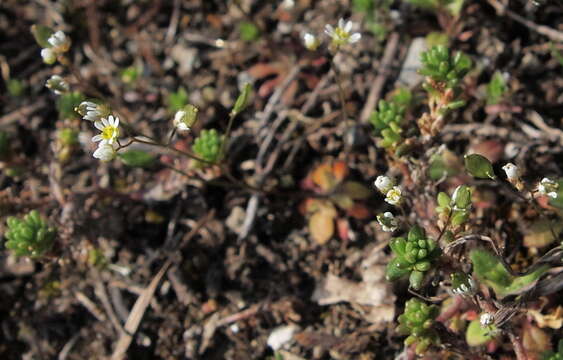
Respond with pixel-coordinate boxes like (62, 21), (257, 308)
(346, 203), (370, 220)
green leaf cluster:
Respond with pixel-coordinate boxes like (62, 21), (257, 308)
(4, 210), (56, 258)
(192, 129), (223, 165)
(386, 225), (440, 289)
(436, 185), (472, 227)
(369, 89), (412, 149)
(397, 298), (440, 354)
(420, 45), (472, 91)
(470, 249), (549, 297)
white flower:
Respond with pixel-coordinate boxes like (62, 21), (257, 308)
(93, 142), (117, 162)
(480, 312), (494, 328)
(303, 33), (320, 51)
(47, 30), (71, 53)
(377, 212), (398, 232)
(385, 186), (402, 206)
(502, 163), (520, 181)
(92, 115), (120, 145)
(174, 111), (189, 131)
(77, 101), (110, 122)
(41, 48), (57, 64)
(538, 177), (559, 199)
(374, 175), (394, 194)
(45, 75), (69, 95)
(324, 18), (361, 46)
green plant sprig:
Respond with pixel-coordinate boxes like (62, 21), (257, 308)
(397, 298), (440, 354)
(386, 225), (441, 289)
(4, 210), (56, 258)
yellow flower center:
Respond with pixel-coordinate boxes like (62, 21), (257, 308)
(334, 27), (350, 42)
(102, 125), (119, 141)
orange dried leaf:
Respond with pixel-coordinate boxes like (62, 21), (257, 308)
(332, 161), (348, 182)
(311, 163), (336, 191)
(347, 203), (371, 220)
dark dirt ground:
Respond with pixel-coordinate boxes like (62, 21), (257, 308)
(0, 0), (563, 359)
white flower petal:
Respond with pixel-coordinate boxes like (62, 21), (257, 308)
(94, 121), (104, 131)
(92, 135), (103, 142)
(349, 33), (361, 43)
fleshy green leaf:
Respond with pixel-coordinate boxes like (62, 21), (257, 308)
(31, 24), (54, 48)
(464, 154), (496, 179)
(118, 150), (156, 168)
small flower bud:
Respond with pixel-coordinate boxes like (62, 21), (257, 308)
(377, 212), (398, 232)
(93, 143), (117, 162)
(41, 48), (57, 65)
(502, 163), (524, 190)
(538, 178), (559, 199)
(76, 101), (110, 122)
(502, 163), (519, 180)
(45, 75), (69, 95)
(47, 30), (71, 53)
(374, 175), (394, 194)
(303, 33), (320, 51)
(174, 105), (199, 132)
(385, 186), (402, 206)
(480, 312), (494, 328)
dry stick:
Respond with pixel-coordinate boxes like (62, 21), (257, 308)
(111, 212), (212, 359)
(359, 32), (400, 123)
(237, 66), (302, 240)
(508, 332), (528, 360)
(487, 0), (563, 43)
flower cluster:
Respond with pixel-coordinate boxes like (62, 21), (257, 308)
(386, 225), (440, 290)
(376, 212), (398, 232)
(451, 272), (477, 296)
(324, 19), (361, 48)
(41, 30), (71, 65)
(45, 75), (69, 95)
(302, 18), (361, 52)
(374, 175), (403, 205)
(538, 177), (559, 199)
(76, 100), (121, 162)
(397, 298), (440, 354)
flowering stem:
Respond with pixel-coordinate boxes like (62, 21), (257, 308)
(329, 55), (350, 126)
(132, 137), (213, 164)
(218, 110), (239, 163)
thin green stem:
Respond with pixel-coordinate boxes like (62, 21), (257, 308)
(218, 111), (238, 163)
(132, 137), (213, 164)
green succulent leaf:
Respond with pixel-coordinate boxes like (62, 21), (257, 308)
(466, 319), (497, 346)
